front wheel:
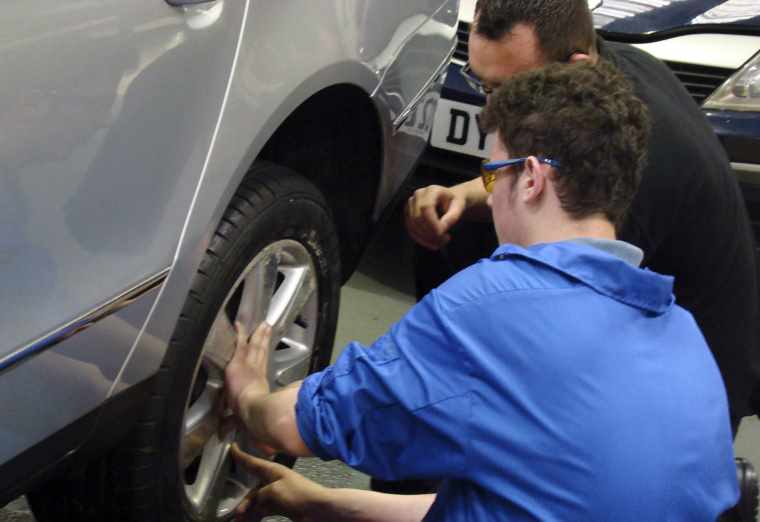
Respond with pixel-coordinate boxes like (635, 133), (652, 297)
(29, 162), (341, 522)
(180, 238), (329, 519)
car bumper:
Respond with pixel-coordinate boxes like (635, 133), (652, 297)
(706, 109), (760, 181)
(706, 110), (760, 243)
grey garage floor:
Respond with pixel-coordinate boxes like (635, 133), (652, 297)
(3, 207), (760, 520)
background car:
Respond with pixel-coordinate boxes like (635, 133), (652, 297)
(424, 0), (760, 252)
(0, 1), (458, 520)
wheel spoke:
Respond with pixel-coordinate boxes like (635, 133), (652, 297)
(229, 437), (266, 493)
(283, 321), (309, 346)
(237, 254), (278, 333)
(203, 314), (237, 371)
(187, 429), (234, 518)
(266, 266), (315, 336)
(217, 478), (250, 517)
(273, 336), (312, 386)
(181, 380), (222, 468)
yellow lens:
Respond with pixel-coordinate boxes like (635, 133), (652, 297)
(481, 170), (494, 193)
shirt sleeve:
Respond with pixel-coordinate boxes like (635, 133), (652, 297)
(295, 290), (473, 481)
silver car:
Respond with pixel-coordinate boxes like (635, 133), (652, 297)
(0, 1), (458, 520)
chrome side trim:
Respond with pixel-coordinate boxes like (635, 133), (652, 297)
(0, 268), (171, 373)
(733, 162), (760, 187)
(393, 38), (457, 130)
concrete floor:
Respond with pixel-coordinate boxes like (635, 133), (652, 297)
(4, 207), (760, 520)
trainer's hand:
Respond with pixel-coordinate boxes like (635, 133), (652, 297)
(224, 321), (273, 417)
(405, 185), (466, 250)
(232, 444), (327, 522)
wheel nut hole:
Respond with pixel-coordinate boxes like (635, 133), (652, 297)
(185, 457), (201, 485)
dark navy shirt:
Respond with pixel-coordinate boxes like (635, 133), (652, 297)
(296, 241), (738, 521)
(602, 39), (760, 422)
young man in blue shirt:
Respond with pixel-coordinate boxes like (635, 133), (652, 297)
(224, 62), (738, 521)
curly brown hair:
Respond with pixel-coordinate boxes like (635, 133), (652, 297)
(480, 61), (650, 227)
(474, 0), (596, 63)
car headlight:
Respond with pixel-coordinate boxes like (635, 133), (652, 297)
(704, 52), (760, 111)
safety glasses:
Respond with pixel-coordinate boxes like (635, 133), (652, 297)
(480, 157), (561, 193)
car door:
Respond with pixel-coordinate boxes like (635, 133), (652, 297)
(0, 0), (246, 467)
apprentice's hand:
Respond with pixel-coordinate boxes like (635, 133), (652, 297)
(232, 444), (328, 522)
(224, 321), (273, 417)
(405, 184), (465, 250)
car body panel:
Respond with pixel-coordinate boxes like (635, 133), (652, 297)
(0, 0), (246, 474)
(0, 0), (245, 373)
(0, 284), (160, 472)
(0, 0), (458, 487)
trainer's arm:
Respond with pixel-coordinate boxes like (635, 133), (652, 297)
(456, 177), (492, 219)
(405, 177), (492, 250)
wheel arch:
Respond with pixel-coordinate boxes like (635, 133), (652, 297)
(257, 83), (385, 281)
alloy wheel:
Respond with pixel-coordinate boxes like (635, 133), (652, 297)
(179, 240), (319, 519)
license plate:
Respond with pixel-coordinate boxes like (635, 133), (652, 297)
(430, 98), (495, 159)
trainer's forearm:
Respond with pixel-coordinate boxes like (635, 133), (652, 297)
(454, 178), (492, 221)
(238, 383), (313, 457)
(323, 490), (436, 522)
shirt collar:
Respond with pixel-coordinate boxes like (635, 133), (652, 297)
(569, 238), (644, 267)
(490, 241), (674, 314)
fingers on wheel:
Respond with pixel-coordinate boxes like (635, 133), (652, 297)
(231, 444), (280, 483)
(246, 322), (272, 368)
(234, 321), (249, 360)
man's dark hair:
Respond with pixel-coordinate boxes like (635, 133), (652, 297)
(474, 0), (596, 62)
(480, 61), (650, 227)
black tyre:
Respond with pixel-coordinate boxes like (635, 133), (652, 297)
(720, 458), (759, 522)
(29, 162), (341, 522)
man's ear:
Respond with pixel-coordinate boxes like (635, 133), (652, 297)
(567, 52), (591, 64)
(521, 156), (546, 203)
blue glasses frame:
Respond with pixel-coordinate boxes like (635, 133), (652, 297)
(480, 156), (561, 193)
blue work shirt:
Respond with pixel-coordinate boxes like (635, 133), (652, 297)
(296, 241), (738, 521)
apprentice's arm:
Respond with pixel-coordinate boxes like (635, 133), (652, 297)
(232, 445), (435, 522)
(229, 292), (471, 478)
(237, 381), (313, 457)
